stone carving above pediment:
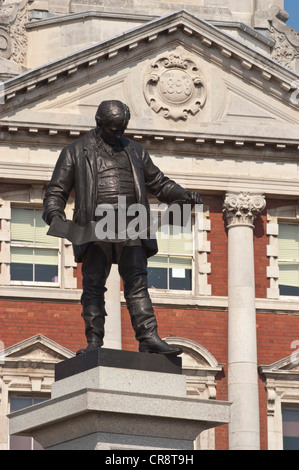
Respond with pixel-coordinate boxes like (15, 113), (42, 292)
(269, 7), (299, 73)
(0, 0), (28, 65)
(143, 47), (207, 121)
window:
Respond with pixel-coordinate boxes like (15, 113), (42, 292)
(9, 396), (47, 450)
(10, 208), (60, 285)
(282, 407), (299, 450)
(278, 223), (299, 296)
(147, 221), (193, 291)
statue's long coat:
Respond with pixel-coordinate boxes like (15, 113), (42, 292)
(43, 129), (188, 262)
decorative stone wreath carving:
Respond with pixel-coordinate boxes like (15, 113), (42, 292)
(0, 28), (11, 59)
(144, 47), (207, 121)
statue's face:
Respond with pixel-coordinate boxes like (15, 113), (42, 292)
(99, 118), (128, 146)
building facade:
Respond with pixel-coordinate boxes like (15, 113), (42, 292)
(1, 0), (299, 450)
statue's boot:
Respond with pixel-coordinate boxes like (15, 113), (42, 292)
(119, 246), (182, 356)
(128, 298), (183, 356)
(76, 305), (106, 355)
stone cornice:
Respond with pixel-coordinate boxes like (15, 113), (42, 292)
(2, 160), (299, 198)
(25, 11), (274, 48)
(0, 285), (81, 302)
(0, 126), (298, 154)
(212, 20), (275, 48)
(25, 10), (157, 28)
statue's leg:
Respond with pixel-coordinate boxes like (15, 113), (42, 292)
(76, 243), (112, 355)
(118, 245), (183, 356)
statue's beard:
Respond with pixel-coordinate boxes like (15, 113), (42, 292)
(95, 129), (123, 155)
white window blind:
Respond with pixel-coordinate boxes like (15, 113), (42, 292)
(278, 223), (299, 295)
(10, 208), (59, 284)
(148, 220), (193, 291)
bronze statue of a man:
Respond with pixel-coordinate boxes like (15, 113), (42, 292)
(43, 100), (202, 356)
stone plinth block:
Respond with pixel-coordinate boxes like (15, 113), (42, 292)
(9, 348), (230, 450)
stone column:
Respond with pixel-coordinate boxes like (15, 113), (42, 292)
(104, 266), (122, 350)
(223, 191), (266, 450)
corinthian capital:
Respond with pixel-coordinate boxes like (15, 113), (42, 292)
(223, 192), (266, 228)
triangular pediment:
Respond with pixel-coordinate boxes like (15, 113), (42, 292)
(259, 353), (299, 377)
(2, 334), (74, 365)
(1, 10), (298, 143)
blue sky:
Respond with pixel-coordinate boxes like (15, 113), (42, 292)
(284, 0), (299, 30)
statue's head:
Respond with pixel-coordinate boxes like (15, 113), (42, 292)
(95, 100), (131, 146)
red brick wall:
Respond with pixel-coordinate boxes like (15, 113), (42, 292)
(0, 300), (84, 353)
(254, 210), (268, 298)
(1, 196), (299, 449)
(205, 196), (228, 297)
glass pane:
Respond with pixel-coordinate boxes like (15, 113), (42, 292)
(156, 225), (169, 253)
(279, 263), (299, 296)
(170, 267), (192, 291)
(278, 224), (299, 261)
(283, 408), (299, 450)
(169, 225), (193, 255)
(10, 397), (32, 412)
(156, 224), (193, 255)
(169, 256), (192, 270)
(11, 247), (34, 281)
(10, 436), (32, 451)
(34, 249), (58, 266)
(169, 256), (192, 290)
(148, 220), (193, 291)
(11, 247), (34, 264)
(11, 208), (35, 244)
(148, 255), (168, 269)
(9, 397), (46, 451)
(35, 264), (58, 283)
(35, 210), (58, 247)
(11, 263), (33, 281)
(147, 266), (167, 289)
(11, 208), (59, 248)
(11, 241), (59, 283)
(33, 398), (47, 405)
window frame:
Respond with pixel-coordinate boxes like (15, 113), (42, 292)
(259, 355), (299, 450)
(277, 220), (299, 299)
(10, 205), (61, 288)
(147, 206), (196, 294)
(281, 404), (299, 450)
(266, 205), (299, 301)
(8, 395), (48, 450)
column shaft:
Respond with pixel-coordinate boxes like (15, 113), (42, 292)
(223, 191), (265, 450)
(104, 266), (122, 350)
(227, 224), (260, 450)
